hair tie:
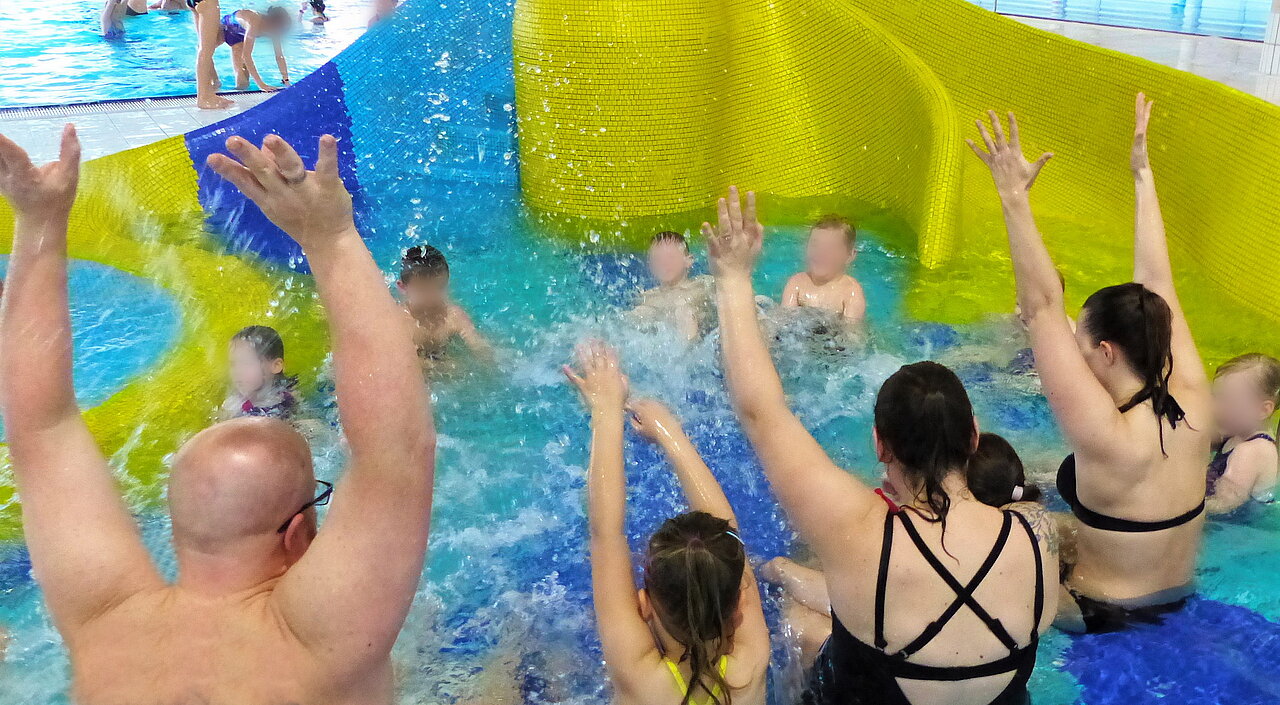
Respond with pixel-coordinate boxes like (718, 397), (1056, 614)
(1010, 485), (1025, 502)
(723, 529), (745, 545)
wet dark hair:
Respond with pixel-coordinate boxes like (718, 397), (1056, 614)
(968, 433), (1041, 508)
(651, 230), (689, 253)
(644, 511), (744, 705)
(1081, 282), (1184, 454)
(811, 214), (856, 249)
(874, 361), (976, 530)
(400, 245), (449, 283)
(232, 325), (287, 383)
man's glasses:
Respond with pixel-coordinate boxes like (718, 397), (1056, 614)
(277, 480), (334, 534)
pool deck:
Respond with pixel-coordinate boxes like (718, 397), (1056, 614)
(0, 17), (1278, 164)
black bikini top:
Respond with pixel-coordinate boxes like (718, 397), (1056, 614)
(1055, 389), (1203, 533)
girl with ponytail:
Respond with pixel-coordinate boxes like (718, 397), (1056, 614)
(564, 342), (769, 705)
(971, 95), (1212, 634)
(707, 188), (1057, 705)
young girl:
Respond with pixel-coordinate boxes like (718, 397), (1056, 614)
(564, 341), (769, 705)
(221, 325), (298, 420)
(763, 432), (1051, 670)
(1206, 353), (1279, 514)
(218, 7), (293, 92)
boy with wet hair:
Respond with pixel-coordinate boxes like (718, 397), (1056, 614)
(398, 245), (492, 366)
(631, 230), (714, 341)
(782, 215), (866, 326)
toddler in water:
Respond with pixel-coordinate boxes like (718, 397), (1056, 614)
(631, 231), (714, 341)
(1206, 353), (1279, 514)
(220, 325), (298, 420)
(781, 216), (866, 327)
(763, 432), (1044, 662)
(564, 341), (769, 705)
(398, 245), (492, 367)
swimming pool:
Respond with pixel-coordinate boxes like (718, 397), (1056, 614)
(968, 0), (1271, 40)
(0, 0), (373, 108)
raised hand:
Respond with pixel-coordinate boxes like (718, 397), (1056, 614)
(626, 398), (685, 444)
(562, 340), (629, 413)
(967, 111), (1054, 196)
(1131, 92), (1154, 174)
(206, 134), (353, 249)
(0, 125), (81, 221)
(703, 186), (764, 279)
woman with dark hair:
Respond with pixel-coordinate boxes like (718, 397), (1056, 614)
(968, 94), (1212, 634)
(564, 342), (769, 705)
(705, 188), (1057, 705)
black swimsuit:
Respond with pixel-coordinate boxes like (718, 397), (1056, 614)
(803, 506), (1044, 705)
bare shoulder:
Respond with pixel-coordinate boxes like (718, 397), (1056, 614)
(785, 272), (808, 290)
(844, 274), (865, 297)
(1004, 501), (1059, 555)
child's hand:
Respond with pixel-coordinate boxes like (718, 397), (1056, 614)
(966, 111), (1053, 197)
(0, 125), (80, 221)
(626, 398), (685, 444)
(563, 340), (629, 413)
(703, 186), (763, 280)
(206, 134), (355, 250)
(1131, 93), (1154, 175)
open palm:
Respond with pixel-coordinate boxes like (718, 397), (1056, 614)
(0, 125), (81, 218)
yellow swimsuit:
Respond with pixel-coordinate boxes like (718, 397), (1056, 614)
(665, 655), (729, 705)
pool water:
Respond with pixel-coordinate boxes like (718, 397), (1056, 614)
(0, 0), (373, 108)
(1, 191), (1279, 704)
(969, 0), (1271, 40)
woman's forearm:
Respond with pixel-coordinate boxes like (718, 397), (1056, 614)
(1133, 168), (1174, 289)
(998, 191), (1065, 321)
(716, 274), (787, 423)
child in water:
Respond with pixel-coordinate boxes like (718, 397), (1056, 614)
(220, 325), (298, 420)
(217, 7), (293, 92)
(298, 0), (329, 23)
(631, 231), (714, 341)
(564, 341), (770, 705)
(398, 245), (492, 367)
(763, 432), (1046, 664)
(781, 215), (866, 327)
(100, 0), (151, 38)
(1206, 353), (1279, 514)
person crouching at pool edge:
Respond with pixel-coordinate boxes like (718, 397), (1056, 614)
(221, 324), (299, 420)
(0, 126), (437, 704)
(781, 215), (867, 328)
(398, 244), (493, 369)
(220, 7), (293, 92)
(563, 341), (770, 705)
(631, 230), (715, 341)
(1206, 353), (1280, 514)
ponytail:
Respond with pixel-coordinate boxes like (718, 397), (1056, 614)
(1082, 283), (1185, 455)
(645, 512), (745, 705)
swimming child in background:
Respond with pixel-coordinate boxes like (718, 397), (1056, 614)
(762, 432), (1051, 665)
(299, 0), (329, 23)
(220, 325), (298, 420)
(218, 7), (293, 92)
(781, 215), (866, 327)
(398, 245), (493, 367)
(1206, 353), (1279, 514)
(563, 341), (770, 705)
(631, 231), (714, 341)
(100, 0), (150, 38)
(150, 0), (189, 12)
(368, 0), (399, 27)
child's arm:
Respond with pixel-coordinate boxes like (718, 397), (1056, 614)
(1206, 442), (1274, 514)
(450, 305), (493, 360)
(563, 343), (661, 695)
(0, 127), (164, 634)
(239, 31), (280, 91)
(1130, 94), (1206, 396)
(781, 273), (802, 307)
(273, 37), (290, 86)
(841, 278), (867, 324)
(627, 397), (771, 678)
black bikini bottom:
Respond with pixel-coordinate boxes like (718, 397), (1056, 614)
(1068, 587), (1191, 634)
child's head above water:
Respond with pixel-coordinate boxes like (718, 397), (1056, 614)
(264, 6), (292, 33)
(805, 215), (856, 281)
(647, 231), (693, 287)
(968, 433), (1041, 507)
(1213, 353), (1280, 438)
(399, 245), (450, 312)
(642, 511), (744, 704)
(229, 325), (287, 398)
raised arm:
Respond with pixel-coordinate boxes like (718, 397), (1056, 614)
(969, 113), (1130, 462)
(0, 127), (162, 633)
(705, 188), (878, 559)
(1130, 94), (1207, 395)
(207, 135), (435, 669)
(628, 397), (771, 675)
(563, 343), (662, 689)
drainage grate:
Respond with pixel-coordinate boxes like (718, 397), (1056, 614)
(0, 92), (265, 122)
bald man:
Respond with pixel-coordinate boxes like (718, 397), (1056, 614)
(0, 126), (435, 704)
